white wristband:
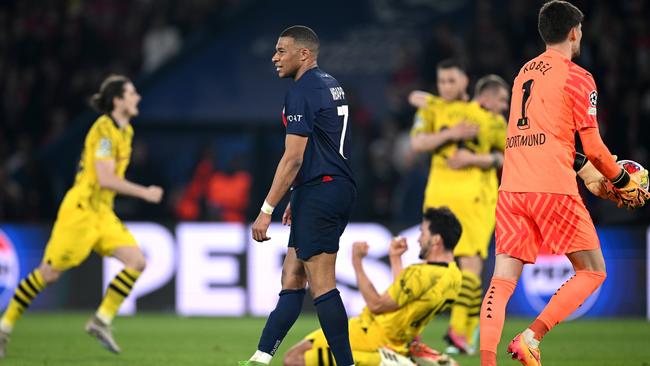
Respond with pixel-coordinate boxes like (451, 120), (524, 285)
(261, 200), (275, 215)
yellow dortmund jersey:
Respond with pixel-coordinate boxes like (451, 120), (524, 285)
(72, 114), (134, 211)
(358, 262), (462, 346)
(410, 96), (506, 206)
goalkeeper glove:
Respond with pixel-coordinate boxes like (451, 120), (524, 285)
(607, 168), (650, 209)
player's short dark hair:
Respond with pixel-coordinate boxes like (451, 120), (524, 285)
(436, 58), (467, 73)
(475, 74), (509, 97)
(538, 1), (584, 45)
(280, 25), (319, 53)
(423, 207), (462, 251)
(90, 74), (131, 114)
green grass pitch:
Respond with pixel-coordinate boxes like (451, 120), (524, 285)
(3, 313), (649, 365)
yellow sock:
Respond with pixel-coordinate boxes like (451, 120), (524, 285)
(1, 270), (47, 332)
(96, 268), (140, 325)
(464, 273), (482, 345)
(449, 271), (481, 336)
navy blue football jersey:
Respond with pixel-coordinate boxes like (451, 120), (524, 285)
(282, 68), (354, 187)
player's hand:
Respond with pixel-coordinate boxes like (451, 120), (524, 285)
(352, 241), (369, 260)
(577, 156), (616, 199)
(252, 212), (272, 242)
(447, 122), (479, 142)
(143, 185), (164, 203)
(282, 202), (292, 226)
(388, 236), (408, 257)
(408, 90), (432, 108)
(607, 170), (650, 209)
(447, 148), (476, 170)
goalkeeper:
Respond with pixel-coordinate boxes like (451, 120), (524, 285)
(282, 207), (462, 366)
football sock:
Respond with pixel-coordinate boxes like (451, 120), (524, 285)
(449, 270), (482, 343)
(532, 270), (605, 340)
(96, 268), (141, 325)
(257, 288), (305, 356)
(465, 272), (483, 345)
(0, 269), (47, 333)
(314, 289), (354, 366)
(479, 277), (516, 359)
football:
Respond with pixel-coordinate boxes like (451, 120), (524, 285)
(617, 160), (650, 190)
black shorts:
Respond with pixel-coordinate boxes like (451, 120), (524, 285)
(288, 177), (356, 260)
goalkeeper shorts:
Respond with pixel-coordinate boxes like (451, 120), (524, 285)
(495, 191), (600, 264)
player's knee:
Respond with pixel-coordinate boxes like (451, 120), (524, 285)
(281, 270), (307, 289)
(38, 264), (62, 284)
(130, 256), (147, 272)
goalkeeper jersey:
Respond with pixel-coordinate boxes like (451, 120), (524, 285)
(501, 48), (600, 195)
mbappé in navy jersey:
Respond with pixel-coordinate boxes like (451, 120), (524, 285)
(282, 68), (354, 187)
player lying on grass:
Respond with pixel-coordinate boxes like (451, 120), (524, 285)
(283, 207), (462, 366)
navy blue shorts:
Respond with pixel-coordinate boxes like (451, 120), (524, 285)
(288, 177), (356, 260)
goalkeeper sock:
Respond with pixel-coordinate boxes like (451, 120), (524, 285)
(96, 268), (141, 325)
(479, 277), (516, 354)
(257, 288), (305, 356)
(1, 269), (47, 333)
(532, 270), (605, 340)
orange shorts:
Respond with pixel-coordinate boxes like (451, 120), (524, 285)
(495, 191), (599, 264)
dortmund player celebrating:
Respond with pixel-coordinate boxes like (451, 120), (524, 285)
(410, 64), (509, 354)
(0, 75), (163, 357)
(282, 207), (462, 366)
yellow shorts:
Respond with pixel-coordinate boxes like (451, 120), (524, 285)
(43, 191), (137, 271)
(303, 317), (406, 366)
(425, 192), (496, 259)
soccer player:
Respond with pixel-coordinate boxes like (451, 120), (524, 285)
(282, 207), (462, 366)
(0, 75), (163, 357)
(479, 2), (650, 365)
(410, 66), (509, 354)
(242, 26), (356, 366)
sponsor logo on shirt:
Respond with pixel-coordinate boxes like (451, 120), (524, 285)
(330, 87), (345, 101)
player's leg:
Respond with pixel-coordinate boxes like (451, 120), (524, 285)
(87, 213), (143, 353)
(248, 247), (307, 365)
(0, 196), (98, 357)
(304, 252), (354, 366)
(0, 262), (63, 356)
(480, 191), (539, 366)
(291, 325), (382, 366)
(507, 194), (602, 366)
(95, 246), (146, 326)
(527, 248), (605, 343)
(448, 254), (482, 354)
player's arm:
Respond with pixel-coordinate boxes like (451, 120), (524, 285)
(447, 148), (503, 170)
(410, 121), (479, 153)
(388, 236), (407, 279)
(577, 128), (649, 207)
(408, 90), (434, 109)
(95, 160), (162, 203)
(352, 242), (399, 314)
(264, 134), (308, 207)
(251, 134), (307, 242)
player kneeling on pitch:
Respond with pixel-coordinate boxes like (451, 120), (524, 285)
(283, 207), (462, 366)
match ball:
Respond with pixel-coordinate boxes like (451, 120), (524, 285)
(617, 160), (649, 190)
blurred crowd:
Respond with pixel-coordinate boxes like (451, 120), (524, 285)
(0, 0), (236, 220)
(1, 0), (649, 224)
(362, 0), (650, 224)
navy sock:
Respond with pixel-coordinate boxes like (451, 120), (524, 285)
(314, 289), (354, 365)
(257, 288), (305, 355)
